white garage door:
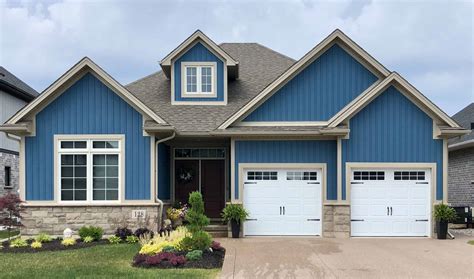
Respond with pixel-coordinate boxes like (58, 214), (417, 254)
(351, 169), (431, 237)
(243, 169), (322, 236)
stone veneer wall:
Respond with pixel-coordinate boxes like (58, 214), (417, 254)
(0, 151), (19, 196)
(21, 205), (161, 236)
(323, 205), (350, 238)
(448, 147), (474, 207)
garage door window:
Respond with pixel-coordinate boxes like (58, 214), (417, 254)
(247, 171), (277, 180)
(394, 171), (425, 180)
(286, 171), (317, 180)
(353, 171), (384, 181)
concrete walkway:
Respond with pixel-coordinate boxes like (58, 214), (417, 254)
(218, 236), (473, 278)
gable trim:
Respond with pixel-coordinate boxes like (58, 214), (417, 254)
(6, 57), (168, 126)
(218, 29), (390, 129)
(328, 73), (460, 128)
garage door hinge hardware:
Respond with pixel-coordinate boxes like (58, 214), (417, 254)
(246, 218), (257, 221)
(351, 182), (364, 184)
(415, 219), (428, 222)
(244, 182), (257, 184)
(307, 219), (320, 221)
(307, 182), (320, 184)
(416, 182), (429, 184)
(351, 219), (364, 222)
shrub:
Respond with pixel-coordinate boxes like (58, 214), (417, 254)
(211, 240), (224, 251)
(78, 226), (103, 241)
(185, 250), (203, 261)
(0, 193), (24, 239)
(141, 252), (186, 267)
(82, 236), (94, 243)
(35, 233), (53, 243)
(134, 228), (154, 239)
(31, 241), (42, 249)
(222, 203), (249, 224)
(178, 231), (212, 251)
(139, 240), (174, 255)
(115, 227), (133, 241)
(162, 245), (176, 253)
(126, 235), (139, 244)
(108, 235), (122, 244)
(185, 192), (210, 234)
(61, 238), (76, 246)
(434, 203), (457, 222)
(9, 238), (28, 248)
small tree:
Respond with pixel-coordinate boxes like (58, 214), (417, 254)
(0, 193), (24, 239)
(185, 191), (210, 234)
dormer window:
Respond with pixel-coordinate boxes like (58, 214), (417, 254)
(182, 62), (217, 98)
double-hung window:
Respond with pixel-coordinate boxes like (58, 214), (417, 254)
(182, 62), (216, 97)
(57, 137), (122, 203)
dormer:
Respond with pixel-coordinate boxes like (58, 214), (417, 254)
(160, 30), (239, 105)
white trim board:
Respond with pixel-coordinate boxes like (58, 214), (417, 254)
(6, 57), (168, 126)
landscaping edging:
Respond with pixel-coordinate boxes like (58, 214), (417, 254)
(0, 239), (109, 253)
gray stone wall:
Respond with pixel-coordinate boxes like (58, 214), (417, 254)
(448, 147), (474, 207)
(0, 151), (19, 196)
(21, 205), (161, 236)
(323, 205), (350, 238)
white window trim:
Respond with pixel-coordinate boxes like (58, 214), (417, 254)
(54, 135), (125, 205)
(181, 61), (217, 98)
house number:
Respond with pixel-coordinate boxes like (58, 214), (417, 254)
(132, 210), (146, 219)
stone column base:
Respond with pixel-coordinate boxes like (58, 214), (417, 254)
(323, 204), (350, 238)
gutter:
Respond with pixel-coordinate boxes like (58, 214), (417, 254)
(154, 131), (176, 231)
(448, 139), (474, 151)
(5, 132), (20, 143)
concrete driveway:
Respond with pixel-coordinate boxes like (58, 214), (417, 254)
(218, 236), (473, 278)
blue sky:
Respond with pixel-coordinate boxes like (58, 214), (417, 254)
(1, 0), (472, 115)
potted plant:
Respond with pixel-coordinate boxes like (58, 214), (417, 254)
(221, 203), (249, 238)
(434, 203), (456, 239)
(166, 202), (188, 228)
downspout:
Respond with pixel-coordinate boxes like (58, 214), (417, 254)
(155, 131), (176, 231)
(5, 132), (21, 143)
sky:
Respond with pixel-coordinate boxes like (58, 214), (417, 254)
(0, 0), (473, 115)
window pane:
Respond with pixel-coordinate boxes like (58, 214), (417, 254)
(61, 179), (73, 189)
(93, 166), (106, 177)
(106, 155), (118, 165)
(74, 141), (87, 148)
(186, 66), (197, 92)
(61, 155), (73, 165)
(75, 167), (87, 178)
(106, 178), (118, 189)
(106, 141), (119, 148)
(75, 190), (87, 201)
(106, 190), (118, 200)
(61, 141), (74, 148)
(93, 141), (106, 148)
(61, 167), (73, 177)
(93, 155), (106, 165)
(93, 190), (105, 200)
(75, 178), (87, 189)
(93, 178), (106, 188)
(106, 166), (118, 177)
(61, 190), (73, 201)
(75, 155), (87, 165)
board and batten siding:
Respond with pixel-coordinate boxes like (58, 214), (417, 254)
(25, 73), (151, 201)
(234, 140), (337, 200)
(342, 85), (443, 200)
(243, 44), (378, 122)
(0, 90), (27, 152)
(174, 42), (225, 102)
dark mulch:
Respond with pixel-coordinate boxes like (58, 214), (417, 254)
(0, 238), (109, 253)
(133, 249), (225, 269)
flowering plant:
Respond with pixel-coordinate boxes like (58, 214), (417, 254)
(166, 203), (188, 221)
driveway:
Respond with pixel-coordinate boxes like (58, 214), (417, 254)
(218, 236), (473, 278)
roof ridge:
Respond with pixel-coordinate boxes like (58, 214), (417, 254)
(125, 70), (163, 87)
(220, 42), (295, 62)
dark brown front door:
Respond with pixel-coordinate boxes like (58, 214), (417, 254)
(174, 160), (199, 204)
(201, 160), (225, 218)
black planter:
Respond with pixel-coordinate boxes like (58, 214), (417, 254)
(436, 220), (448, 239)
(230, 220), (240, 238)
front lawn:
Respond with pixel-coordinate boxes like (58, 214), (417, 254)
(0, 243), (219, 279)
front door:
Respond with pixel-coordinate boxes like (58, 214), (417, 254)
(174, 160), (199, 204)
(201, 160), (225, 218)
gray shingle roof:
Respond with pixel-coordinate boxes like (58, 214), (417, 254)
(449, 103), (474, 145)
(0, 66), (38, 100)
(126, 43), (295, 132)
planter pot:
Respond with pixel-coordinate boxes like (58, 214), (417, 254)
(230, 220), (241, 238)
(436, 220), (448, 239)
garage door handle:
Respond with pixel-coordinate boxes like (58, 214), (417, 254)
(415, 219), (428, 222)
(307, 182), (320, 184)
(351, 182), (364, 184)
(416, 182), (429, 184)
(246, 218), (258, 221)
(244, 182), (257, 184)
(280, 206), (282, 215)
(307, 219), (320, 221)
(351, 219), (364, 222)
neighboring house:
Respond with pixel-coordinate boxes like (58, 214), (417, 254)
(0, 30), (469, 237)
(0, 67), (38, 196)
(448, 103), (473, 207)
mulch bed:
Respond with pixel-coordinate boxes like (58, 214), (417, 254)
(0, 238), (109, 253)
(133, 249), (225, 269)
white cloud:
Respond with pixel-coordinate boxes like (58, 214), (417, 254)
(0, 0), (472, 114)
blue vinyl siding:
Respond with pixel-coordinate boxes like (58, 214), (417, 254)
(243, 44), (378, 122)
(342, 86), (443, 200)
(158, 143), (171, 200)
(174, 42), (225, 102)
(25, 73), (151, 200)
(234, 140), (337, 200)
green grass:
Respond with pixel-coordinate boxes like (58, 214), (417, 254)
(0, 230), (19, 239)
(468, 240), (474, 245)
(0, 243), (219, 279)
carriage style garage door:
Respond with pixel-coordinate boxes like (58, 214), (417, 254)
(243, 169), (322, 236)
(350, 169), (431, 237)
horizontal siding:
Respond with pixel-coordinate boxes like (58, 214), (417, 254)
(235, 140), (337, 200)
(158, 143), (171, 200)
(25, 73), (151, 201)
(0, 90), (27, 152)
(342, 85), (443, 200)
(244, 44), (378, 122)
(174, 42), (225, 102)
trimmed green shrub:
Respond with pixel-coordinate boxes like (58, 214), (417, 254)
(179, 231), (212, 251)
(185, 250), (203, 261)
(78, 226), (103, 241)
(185, 192), (210, 234)
(9, 238), (28, 248)
(108, 235), (122, 244)
(35, 233), (53, 243)
(162, 245), (176, 253)
(126, 235), (139, 244)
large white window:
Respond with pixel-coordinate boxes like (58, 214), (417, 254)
(182, 62), (217, 97)
(57, 137), (123, 203)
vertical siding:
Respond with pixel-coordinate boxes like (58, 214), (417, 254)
(174, 42), (225, 102)
(342, 86), (443, 200)
(243, 44), (378, 122)
(235, 140), (337, 200)
(158, 143), (171, 200)
(0, 90), (27, 152)
(25, 73), (151, 201)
